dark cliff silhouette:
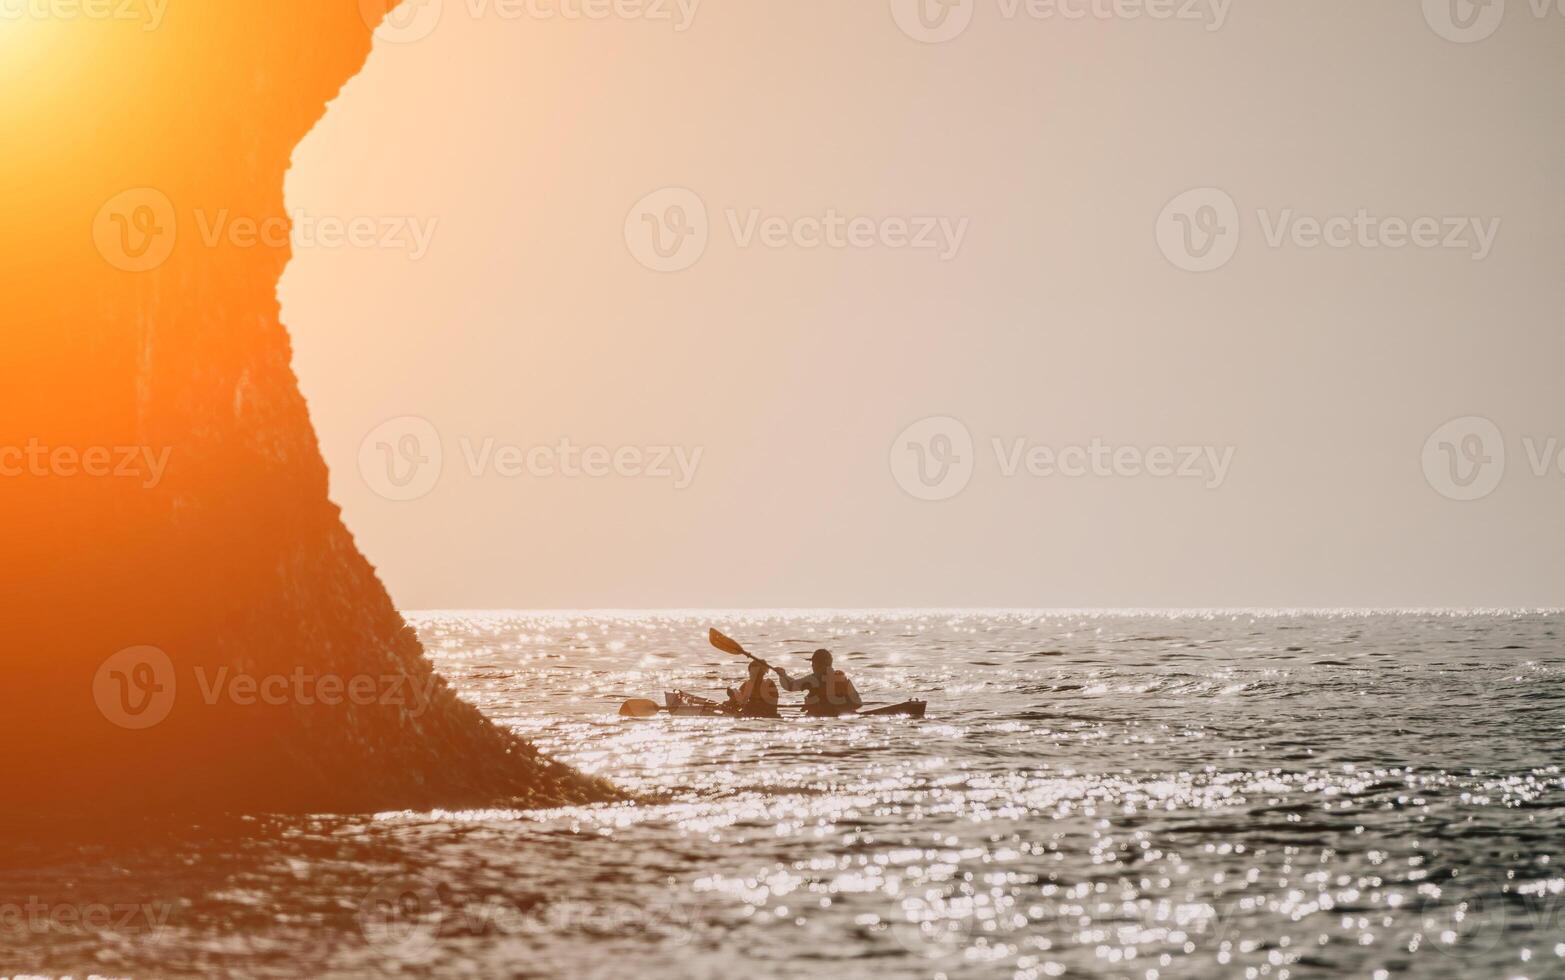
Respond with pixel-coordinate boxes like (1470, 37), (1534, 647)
(0, 1), (618, 813)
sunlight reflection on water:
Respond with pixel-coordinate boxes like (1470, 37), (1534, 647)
(6, 610), (1565, 979)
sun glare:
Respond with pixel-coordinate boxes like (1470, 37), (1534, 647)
(0, 16), (51, 79)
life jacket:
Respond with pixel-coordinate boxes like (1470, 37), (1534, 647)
(804, 670), (854, 713)
(736, 677), (778, 708)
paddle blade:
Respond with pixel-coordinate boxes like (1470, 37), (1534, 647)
(708, 628), (748, 657)
(618, 699), (662, 718)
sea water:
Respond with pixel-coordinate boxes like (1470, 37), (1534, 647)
(6, 611), (1564, 979)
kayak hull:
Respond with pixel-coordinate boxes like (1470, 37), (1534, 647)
(856, 700), (927, 719)
(663, 691), (779, 717)
(660, 692), (926, 719)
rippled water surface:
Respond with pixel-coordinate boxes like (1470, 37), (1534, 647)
(7, 611), (1565, 979)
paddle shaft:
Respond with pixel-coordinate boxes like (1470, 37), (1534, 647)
(709, 628), (769, 667)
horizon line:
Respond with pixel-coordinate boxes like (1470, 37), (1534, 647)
(402, 606), (1565, 617)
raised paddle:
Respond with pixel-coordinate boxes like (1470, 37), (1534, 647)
(619, 632), (926, 718)
(708, 627), (768, 667)
(616, 634), (760, 717)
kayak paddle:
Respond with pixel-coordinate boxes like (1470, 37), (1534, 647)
(709, 628), (769, 667)
(620, 632), (923, 718)
(617, 634), (759, 717)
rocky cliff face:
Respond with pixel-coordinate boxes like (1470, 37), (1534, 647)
(1, 2), (617, 813)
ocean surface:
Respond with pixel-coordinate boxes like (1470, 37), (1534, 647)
(6, 611), (1565, 979)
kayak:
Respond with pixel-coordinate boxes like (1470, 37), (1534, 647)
(659, 691), (927, 719)
(663, 691), (775, 717)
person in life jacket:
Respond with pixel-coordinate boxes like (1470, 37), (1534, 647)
(726, 659), (780, 717)
(773, 649), (862, 717)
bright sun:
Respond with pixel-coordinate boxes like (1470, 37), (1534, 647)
(0, 15), (44, 69)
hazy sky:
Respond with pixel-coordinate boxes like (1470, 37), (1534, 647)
(280, 0), (1564, 610)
